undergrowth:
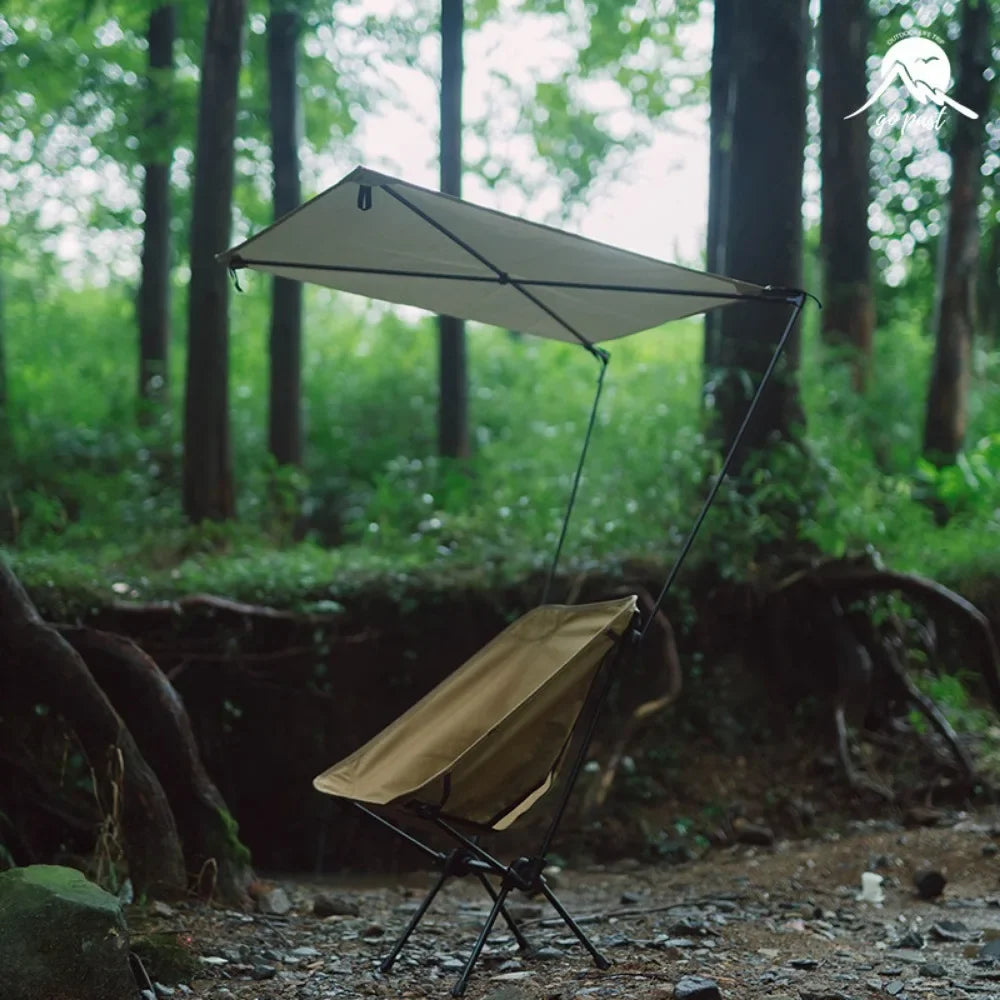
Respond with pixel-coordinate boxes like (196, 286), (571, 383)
(2, 276), (999, 608)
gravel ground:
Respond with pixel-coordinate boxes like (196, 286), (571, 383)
(131, 810), (1000, 1000)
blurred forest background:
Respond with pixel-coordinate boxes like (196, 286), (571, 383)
(1, 0), (1000, 887)
(0, 0), (996, 600)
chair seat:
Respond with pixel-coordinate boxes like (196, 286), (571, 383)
(313, 596), (637, 829)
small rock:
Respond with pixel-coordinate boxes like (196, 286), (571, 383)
(982, 843), (998, 858)
(603, 933), (633, 948)
(904, 806), (945, 827)
(312, 894), (360, 918)
(978, 939), (1000, 960)
(249, 966), (277, 981)
(620, 891), (642, 905)
(362, 923), (385, 938)
(533, 946), (563, 960)
(732, 818), (775, 847)
(788, 958), (819, 969)
(151, 901), (175, 918)
(893, 931), (924, 950)
(914, 870), (946, 900)
(255, 887), (292, 916)
(919, 961), (947, 977)
(482, 984), (535, 1000)
(885, 981), (905, 996)
(674, 974), (722, 1000)
(153, 986), (175, 999)
(930, 921), (971, 942)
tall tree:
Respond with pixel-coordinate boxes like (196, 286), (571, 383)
(704, 0), (734, 370)
(819, 0), (874, 390)
(182, 0), (247, 522)
(705, 0), (808, 465)
(266, 0), (303, 468)
(137, 5), (176, 421)
(438, 0), (468, 460)
(923, 0), (994, 465)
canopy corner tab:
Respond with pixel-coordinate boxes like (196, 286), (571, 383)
(760, 285), (821, 310)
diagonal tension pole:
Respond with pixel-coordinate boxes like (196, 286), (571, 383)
(639, 291), (807, 641)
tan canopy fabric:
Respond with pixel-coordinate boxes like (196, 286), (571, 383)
(220, 166), (765, 344)
(314, 596), (638, 830)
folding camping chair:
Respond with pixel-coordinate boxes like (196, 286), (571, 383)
(220, 166), (813, 994)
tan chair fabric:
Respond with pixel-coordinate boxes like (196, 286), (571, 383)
(314, 596), (638, 830)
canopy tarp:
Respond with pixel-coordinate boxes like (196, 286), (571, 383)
(220, 166), (768, 345)
(313, 597), (638, 830)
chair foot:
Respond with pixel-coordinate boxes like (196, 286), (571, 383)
(539, 880), (610, 970)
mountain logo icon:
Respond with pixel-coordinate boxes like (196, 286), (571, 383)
(845, 35), (978, 120)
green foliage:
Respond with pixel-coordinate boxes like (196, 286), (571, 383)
(4, 267), (999, 609)
(909, 670), (996, 735)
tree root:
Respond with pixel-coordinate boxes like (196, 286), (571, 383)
(769, 557), (1000, 800)
(0, 559), (253, 903)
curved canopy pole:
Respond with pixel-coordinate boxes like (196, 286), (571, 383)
(377, 183), (610, 603)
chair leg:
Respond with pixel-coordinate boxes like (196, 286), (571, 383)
(451, 884), (510, 997)
(475, 872), (533, 954)
(539, 881), (610, 970)
(379, 867), (449, 973)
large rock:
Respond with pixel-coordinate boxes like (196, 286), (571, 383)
(0, 865), (135, 1000)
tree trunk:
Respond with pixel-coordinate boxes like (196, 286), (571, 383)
(267, 0), (303, 468)
(0, 561), (187, 898)
(707, 0), (808, 467)
(182, 0), (246, 521)
(819, 0), (874, 390)
(981, 222), (999, 341)
(138, 4), (176, 422)
(923, 0), (994, 464)
(704, 0), (734, 370)
(437, 0), (468, 460)
(58, 626), (253, 906)
(0, 257), (9, 454)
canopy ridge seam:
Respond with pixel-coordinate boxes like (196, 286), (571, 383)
(379, 184), (604, 359)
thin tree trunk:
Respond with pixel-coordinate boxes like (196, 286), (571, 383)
(981, 222), (999, 340)
(182, 0), (247, 521)
(0, 258), (9, 453)
(704, 0), (734, 371)
(710, 0), (808, 467)
(922, 0), (993, 464)
(437, 0), (468, 460)
(138, 5), (176, 422)
(0, 561), (186, 898)
(267, 0), (303, 467)
(819, 0), (874, 390)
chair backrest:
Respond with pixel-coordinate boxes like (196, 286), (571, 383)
(314, 596), (638, 829)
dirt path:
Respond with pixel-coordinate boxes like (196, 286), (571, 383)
(132, 810), (1000, 1000)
